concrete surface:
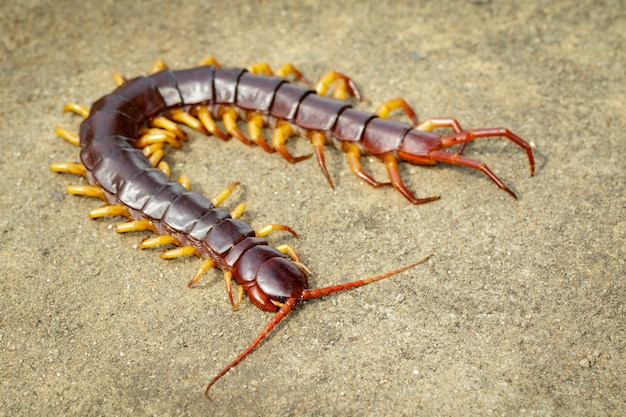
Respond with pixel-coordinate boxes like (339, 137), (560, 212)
(1, 0), (624, 415)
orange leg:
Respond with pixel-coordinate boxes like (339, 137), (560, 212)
(343, 142), (391, 188)
(223, 271), (244, 310)
(188, 258), (217, 288)
(169, 109), (208, 134)
(195, 106), (229, 140)
(311, 132), (334, 187)
(247, 113), (275, 153)
(439, 128), (535, 176)
(383, 154), (440, 204)
(272, 123), (312, 163)
(428, 151), (518, 198)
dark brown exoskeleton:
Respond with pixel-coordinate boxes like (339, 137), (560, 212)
(51, 57), (533, 398)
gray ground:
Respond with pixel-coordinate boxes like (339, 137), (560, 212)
(1, 0), (624, 415)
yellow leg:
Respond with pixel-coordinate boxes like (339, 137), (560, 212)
(247, 62), (310, 84)
(177, 175), (191, 191)
(247, 113), (274, 153)
(170, 109), (207, 134)
(49, 162), (86, 177)
(160, 245), (198, 259)
(223, 271), (243, 310)
(233, 285), (244, 310)
(116, 219), (154, 233)
(272, 123), (312, 163)
(211, 181), (240, 207)
(199, 56), (221, 67)
(66, 184), (106, 200)
(230, 203), (246, 219)
(63, 102), (90, 118)
(256, 224), (298, 238)
(275, 244), (311, 275)
(276, 63), (311, 85)
(112, 71), (126, 87)
(375, 98), (418, 126)
(221, 107), (251, 145)
(152, 116), (187, 141)
(135, 134), (179, 150)
(196, 106), (229, 140)
(54, 127), (80, 147)
(141, 143), (164, 159)
(157, 161), (171, 177)
(343, 142), (391, 188)
(147, 148), (164, 167)
(275, 243), (300, 262)
(151, 59), (168, 73)
(136, 128), (181, 149)
(315, 71), (363, 101)
(138, 235), (179, 249)
(89, 205), (130, 219)
(247, 62), (274, 75)
(187, 257), (217, 287)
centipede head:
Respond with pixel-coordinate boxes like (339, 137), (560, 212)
(256, 257), (307, 304)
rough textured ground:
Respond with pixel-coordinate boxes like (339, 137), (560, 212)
(1, 0), (624, 415)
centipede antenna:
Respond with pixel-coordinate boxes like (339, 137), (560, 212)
(205, 297), (298, 400)
(300, 254), (433, 300)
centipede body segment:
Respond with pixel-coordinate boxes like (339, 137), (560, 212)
(50, 57), (534, 398)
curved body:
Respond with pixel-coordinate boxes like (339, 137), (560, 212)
(80, 67), (328, 312)
(53, 61), (532, 397)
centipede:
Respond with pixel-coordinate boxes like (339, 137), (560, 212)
(50, 57), (534, 398)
